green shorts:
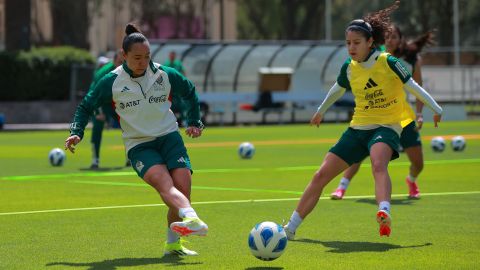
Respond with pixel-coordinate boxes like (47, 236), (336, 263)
(400, 121), (422, 149)
(329, 127), (401, 165)
(127, 131), (192, 178)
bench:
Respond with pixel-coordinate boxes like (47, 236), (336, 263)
(198, 91), (354, 125)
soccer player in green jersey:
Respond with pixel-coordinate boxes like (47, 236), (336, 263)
(65, 23), (207, 256)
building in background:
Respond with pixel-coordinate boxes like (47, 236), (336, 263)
(0, 0), (237, 56)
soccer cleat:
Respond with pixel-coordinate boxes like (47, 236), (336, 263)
(376, 210), (392, 237)
(90, 163), (99, 170)
(283, 225), (295, 241)
(406, 178), (420, 199)
(164, 239), (198, 256)
(330, 188), (346, 200)
(170, 217), (208, 237)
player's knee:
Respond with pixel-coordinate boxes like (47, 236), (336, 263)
(371, 161), (388, 175)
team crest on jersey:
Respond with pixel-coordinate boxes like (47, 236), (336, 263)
(135, 160), (144, 172)
(153, 75), (166, 92)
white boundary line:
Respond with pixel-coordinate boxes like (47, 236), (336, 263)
(1, 191), (479, 217)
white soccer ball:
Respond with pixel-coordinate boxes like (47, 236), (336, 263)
(238, 142), (255, 159)
(431, 136), (446, 153)
(248, 221), (288, 261)
(451, 135), (466, 152)
(48, 148), (66, 166)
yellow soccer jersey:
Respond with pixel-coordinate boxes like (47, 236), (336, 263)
(337, 51), (412, 126)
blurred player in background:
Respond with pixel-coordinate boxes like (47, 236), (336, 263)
(331, 25), (435, 200)
(89, 50), (126, 169)
(284, 1), (442, 239)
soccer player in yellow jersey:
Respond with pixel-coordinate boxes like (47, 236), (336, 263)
(331, 25), (435, 200)
(284, 2), (442, 238)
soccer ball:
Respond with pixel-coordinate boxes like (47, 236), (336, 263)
(48, 148), (66, 166)
(248, 221), (288, 261)
(430, 136), (446, 153)
(238, 142), (255, 159)
(451, 136), (466, 152)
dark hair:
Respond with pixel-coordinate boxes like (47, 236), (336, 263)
(390, 24), (435, 63)
(122, 23), (148, 53)
(347, 0), (400, 47)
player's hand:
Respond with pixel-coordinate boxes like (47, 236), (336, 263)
(433, 114), (441, 128)
(65, 135), (81, 153)
(186, 127), (202, 138)
(310, 111), (323, 127)
(416, 113), (424, 130)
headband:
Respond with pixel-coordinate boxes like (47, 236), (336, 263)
(347, 20), (373, 37)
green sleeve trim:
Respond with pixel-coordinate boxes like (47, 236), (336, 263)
(70, 73), (116, 138)
(160, 66), (203, 128)
(337, 58), (352, 90)
(387, 55), (411, 83)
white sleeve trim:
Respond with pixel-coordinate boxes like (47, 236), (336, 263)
(404, 78), (443, 115)
(316, 82), (346, 114)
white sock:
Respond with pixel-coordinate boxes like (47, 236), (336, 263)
(179, 207), (198, 218)
(167, 227), (180, 243)
(407, 174), (417, 182)
(338, 177), (350, 190)
(286, 211), (303, 232)
(379, 201), (391, 213)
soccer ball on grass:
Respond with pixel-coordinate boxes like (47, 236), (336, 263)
(430, 136), (445, 153)
(238, 142), (255, 159)
(48, 148), (66, 166)
(451, 135), (466, 152)
(248, 221), (287, 261)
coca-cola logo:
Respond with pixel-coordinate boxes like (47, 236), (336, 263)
(149, 95), (167, 103)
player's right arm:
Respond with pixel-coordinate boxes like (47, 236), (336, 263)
(66, 74), (115, 153)
(311, 59), (350, 127)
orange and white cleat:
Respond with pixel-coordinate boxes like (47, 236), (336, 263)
(170, 217), (208, 237)
(406, 178), (420, 199)
(376, 210), (392, 237)
(330, 188), (346, 200)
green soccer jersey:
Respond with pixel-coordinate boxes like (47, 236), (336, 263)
(70, 61), (203, 153)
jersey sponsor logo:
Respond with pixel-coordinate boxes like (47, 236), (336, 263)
(121, 86), (131, 92)
(118, 99), (141, 109)
(148, 95), (167, 103)
(363, 78), (378, 90)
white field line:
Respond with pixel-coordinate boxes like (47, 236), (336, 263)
(0, 191), (479, 217)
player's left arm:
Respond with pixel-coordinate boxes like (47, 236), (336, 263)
(164, 66), (204, 138)
(412, 57), (425, 128)
(387, 55), (442, 127)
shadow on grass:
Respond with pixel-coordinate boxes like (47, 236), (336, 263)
(79, 166), (127, 172)
(295, 238), (432, 253)
(355, 197), (418, 206)
(46, 256), (202, 270)
(245, 267), (284, 270)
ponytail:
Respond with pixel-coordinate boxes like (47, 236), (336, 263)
(122, 23), (148, 53)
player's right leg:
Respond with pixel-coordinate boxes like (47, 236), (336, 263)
(285, 153), (348, 240)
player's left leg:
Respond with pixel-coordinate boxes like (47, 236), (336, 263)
(370, 142), (394, 237)
(90, 117), (105, 169)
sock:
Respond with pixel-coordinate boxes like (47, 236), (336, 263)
(379, 201), (391, 213)
(407, 174), (417, 182)
(179, 207), (198, 219)
(286, 211), (303, 232)
(338, 177), (350, 190)
(91, 157), (99, 166)
(167, 228), (180, 243)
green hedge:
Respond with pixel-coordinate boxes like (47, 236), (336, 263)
(0, 46), (95, 101)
